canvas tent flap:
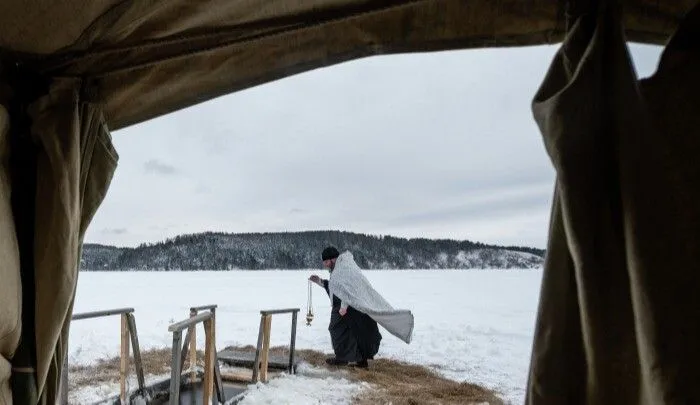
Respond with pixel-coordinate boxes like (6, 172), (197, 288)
(526, 1), (700, 404)
(28, 79), (118, 399)
(0, 1), (694, 130)
(4, 76), (118, 405)
(0, 99), (21, 405)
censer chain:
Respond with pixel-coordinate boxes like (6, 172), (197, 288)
(306, 279), (314, 326)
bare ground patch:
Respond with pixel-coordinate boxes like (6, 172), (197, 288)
(221, 345), (503, 404)
(349, 358), (504, 405)
(69, 346), (503, 405)
(68, 347), (202, 390)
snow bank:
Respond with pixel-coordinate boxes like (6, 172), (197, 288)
(235, 364), (370, 405)
(70, 269), (542, 403)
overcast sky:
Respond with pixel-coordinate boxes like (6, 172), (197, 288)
(84, 43), (663, 249)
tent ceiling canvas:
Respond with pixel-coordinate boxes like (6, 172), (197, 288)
(0, 1), (695, 130)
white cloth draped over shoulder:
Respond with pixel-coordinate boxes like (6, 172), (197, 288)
(329, 251), (414, 344)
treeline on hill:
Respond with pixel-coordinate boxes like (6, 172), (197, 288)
(80, 230), (546, 271)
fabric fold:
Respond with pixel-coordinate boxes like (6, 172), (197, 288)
(329, 251), (414, 344)
(526, 2), (700, 404)
(9, 77), (118, 405)
(0, 99), (21, 405)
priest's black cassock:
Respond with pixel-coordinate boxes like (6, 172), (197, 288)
(322, 279), (382, 362)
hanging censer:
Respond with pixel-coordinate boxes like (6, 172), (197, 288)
(306, 279), (314, 326)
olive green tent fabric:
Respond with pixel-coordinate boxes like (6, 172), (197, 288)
(0, 103), (21, 405)
(6, 78), (118, 405)
(0, 2), (697, 405)
(526, 2), (700, 404)
(0, 1), (693, 131)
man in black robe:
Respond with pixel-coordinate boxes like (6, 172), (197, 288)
(309, 246), (382, 368)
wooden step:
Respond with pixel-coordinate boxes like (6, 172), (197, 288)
(217, 349), (297, 371)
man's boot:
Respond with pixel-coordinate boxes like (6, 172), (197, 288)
(325, 357), (348, 366)
(353, 359), (369, 368)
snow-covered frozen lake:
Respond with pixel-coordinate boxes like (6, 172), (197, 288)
(69, 269), (543, 404)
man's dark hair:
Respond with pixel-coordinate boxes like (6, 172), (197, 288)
(321, 246), (340, 261)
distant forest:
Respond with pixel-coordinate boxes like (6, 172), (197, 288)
(81, 230), (545, 271)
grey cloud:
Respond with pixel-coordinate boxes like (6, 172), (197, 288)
(144, 160), (177, 175)
(86, 45), (663, 249)
(101, 228), (128, 235)
(195, 184), (212, 194)
(387, 192), (550, 227)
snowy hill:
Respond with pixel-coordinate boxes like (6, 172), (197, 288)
(80, 230), (544, 271)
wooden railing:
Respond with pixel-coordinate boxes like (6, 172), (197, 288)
(168, 305), (226, 404)
(184, 305), (224, 403)
(63, 308), (146, 405)
(252, 308), (299, 383)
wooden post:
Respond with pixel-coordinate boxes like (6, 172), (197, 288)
(289, 311), (298, 374)
(169, 332), (183, 405)
(252, 316), (265, 383)
(178, 327), (192, 378)
(189, 308), (197, 381)
(211, 308), (216, 352)
(260, 315), (272, 383)
(120, 313), (130, 404)
(211, 308), (225, 403)
(126, 313), (146, 393)
(203, 318), (215, 405)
